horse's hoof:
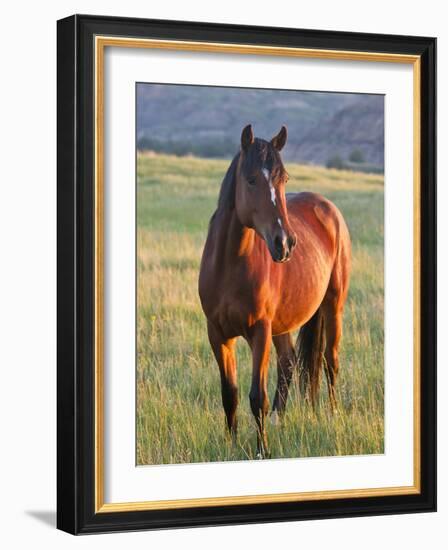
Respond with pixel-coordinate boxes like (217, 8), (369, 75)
(255, 450), (271, 460)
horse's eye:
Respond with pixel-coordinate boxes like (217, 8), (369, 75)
(247, 176), (257, 186)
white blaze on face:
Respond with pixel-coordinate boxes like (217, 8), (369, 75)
(262, 167), (276, 206)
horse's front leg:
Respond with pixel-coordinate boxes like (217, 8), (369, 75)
(207, 322), (239, 439)
(248, 320), (272, 459)
(271, 332), (296, 421)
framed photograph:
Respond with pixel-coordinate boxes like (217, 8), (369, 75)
(57, 14), (436, 534)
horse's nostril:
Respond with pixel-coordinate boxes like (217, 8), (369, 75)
(274, 235), (284, 253)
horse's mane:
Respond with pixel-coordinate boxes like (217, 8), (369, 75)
(216, 152), (240, 212)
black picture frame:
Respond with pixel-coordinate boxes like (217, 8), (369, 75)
(57, 14), (436, 535)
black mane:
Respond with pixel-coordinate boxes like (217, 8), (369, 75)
(216, 152), (240, 211)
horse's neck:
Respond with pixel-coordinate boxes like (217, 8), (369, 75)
(213, 209), (256, 263)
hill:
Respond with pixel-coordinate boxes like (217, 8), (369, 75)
(294, 95), (384, 167)
(137, 84), (384, 170)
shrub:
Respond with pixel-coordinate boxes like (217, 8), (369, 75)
(349, 149), (365, 163)
(326, 155), (344, 170)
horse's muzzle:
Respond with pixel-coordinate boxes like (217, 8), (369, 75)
(269, 232), (297, 263)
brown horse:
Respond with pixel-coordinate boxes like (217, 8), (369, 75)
(198, 124), (351, 458)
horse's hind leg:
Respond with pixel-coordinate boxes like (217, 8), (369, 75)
(207, 322), (238, 438)
(272, 333), (296, 420)
(322, 267), (349, 410)
(322, 298), (343, 411)
(322, 220), (351, 411)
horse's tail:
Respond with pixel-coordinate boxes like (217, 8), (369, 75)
(295, 306), (326, 406)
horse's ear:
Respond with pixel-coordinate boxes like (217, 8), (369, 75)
(241, 124), (254, 151)
(271, 125), (288, 151)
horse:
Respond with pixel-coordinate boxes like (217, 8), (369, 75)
(198, 124), (351, 458)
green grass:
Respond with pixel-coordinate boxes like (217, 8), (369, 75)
(136, 152), (384, 465)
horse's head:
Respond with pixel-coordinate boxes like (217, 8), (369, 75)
(235, 124), (297, 263)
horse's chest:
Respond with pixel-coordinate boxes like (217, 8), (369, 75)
(208, 271), (270, 338)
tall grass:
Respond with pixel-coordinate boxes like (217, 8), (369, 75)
(136, 152), (384, 465)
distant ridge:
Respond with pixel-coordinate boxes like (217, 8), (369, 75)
(137, 84), (384, 170)
(294, 96), (384, 167)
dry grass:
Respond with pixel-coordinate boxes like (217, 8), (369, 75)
(136, 153), (384, 465)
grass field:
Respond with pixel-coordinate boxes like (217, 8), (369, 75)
(136, 152), (384, 465)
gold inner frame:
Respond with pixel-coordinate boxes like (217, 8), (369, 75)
(94, 35), (421, 513)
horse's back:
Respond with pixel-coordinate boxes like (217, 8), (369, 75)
(286, 191), (350, 250)
(286, 191), (345, 223)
